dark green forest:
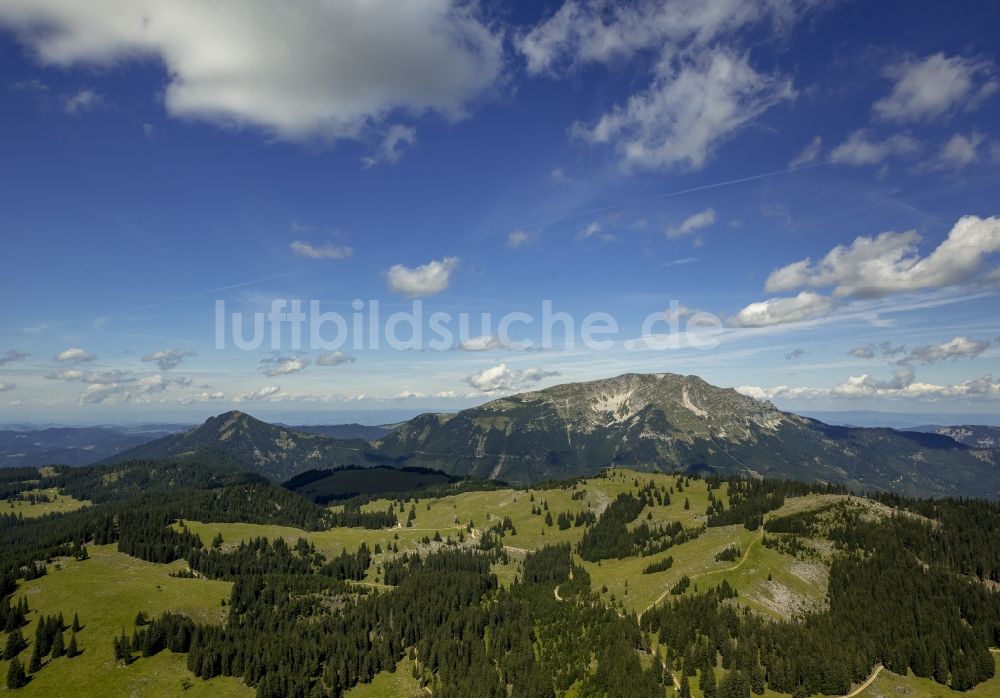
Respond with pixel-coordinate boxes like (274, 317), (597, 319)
(1, 461), (998, 696)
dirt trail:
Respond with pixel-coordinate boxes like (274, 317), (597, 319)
(841, 664), (883, 698)
(639, 530), (763, 620)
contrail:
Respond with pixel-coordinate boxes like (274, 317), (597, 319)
(94, 161), (828, 322)
(478, 161), (830, 236)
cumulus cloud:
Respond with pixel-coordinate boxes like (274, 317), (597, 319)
(848, 341), (906, 360)
(316, 351), (355, 366)
(178, 391), (225, 405)
(0, 383), (15, 392)
(46, 368), (135, 384)
(54, 347), (96, 364)
(386, 257), (458, 297)
(363, 124), (417, 167)
(0, 350), (30, 366)
(458, 335), (509, 351)
(788, 135), (822, 168)
(290, 240), (354, 259)
(574, 50), (794, 171)
(465, 363), (560, 393)
(63, 88), (101, 114)
(932, 132), (986, 170)
(738, 370), (1000, 402)
(392, 390), (425, 400)
(507, 230), (531, 249)
(236, 385), (282, 402)
(142, 348), (196, 370)
(77, 374), (191, 405)
(260, 354), (310, 377)
(0, 0), (504, 142)
(873, 53), (997, 123)
(828, 129), (920, 166)
(764, 215), (1000, 298)
(730, 291), (834, 327)
(898, 336), (991, 365)
(666, 208), (715, 240)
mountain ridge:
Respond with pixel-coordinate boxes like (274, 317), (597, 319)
(103, 372), (1000, 499)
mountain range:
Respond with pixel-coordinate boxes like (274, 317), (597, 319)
(103, 372), (1000, 499)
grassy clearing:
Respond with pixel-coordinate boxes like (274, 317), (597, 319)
(857, 656), (1000, 698)
(4, 487), (90, 518)
(1, 544), (249, 696)
(343, 657), (424, 698)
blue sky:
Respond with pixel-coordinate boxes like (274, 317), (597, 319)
(1, 0), (999, 424)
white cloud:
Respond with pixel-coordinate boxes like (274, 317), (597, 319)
(393, 390), (425, 400)
(730, 291), (834, 327)
(63, 88), (101, 114)
(517, 0), (808, 75)
(765, 215), (1000, 298)
(386, 256), (458, 297)
(848, 341), (906, 360)
(0, 383), (15, 392)
(550, 166), (570, 183)
(77, 374), (191, 404)
(142, 348), (196, 370)
(828, 129), (920, 166)
(363, 124), (417, 167)
(11, 78), (48, 92)
(0, 0), (504, 141)
(54, 347), (96, 364)
(0, 350), (30, 366)
(788, 135), (821, 168)
(236, 385), (282, 402)
(577, 221), (613, 242)
(260, 354), (310, 377)
(507, 230), (531, 249)
(785, 348), (806, 360)
(666, 207), (715, 239)
(316, 351), (355, 366)
(665, 257), (700, 267)
(873, 53), (997, 123)
(933, 132), (986, 170)
(46, 368), (135, 384)
(897, 336), (991, 365)
(465, 363), (560, 393)
(738, 371), (1000, 402)
(458, 335), (508, 351)
(177, 390), (225, 405)
(574, 50), (794, 171)
(290, 240), (354, 259)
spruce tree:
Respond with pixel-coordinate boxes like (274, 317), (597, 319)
(4, 628), (26, 660)
(71, 612), (81, 633)
(701, 663), (717, 698)
(67, 633), (78, 659)
(50, 629), (65, 659)
(679, 670), (691, 698)
(6, 656), (27, 689)
(28, 644), (41, 673)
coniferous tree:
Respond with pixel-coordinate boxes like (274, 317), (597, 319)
(67, 633), (78, 658)
(4, 628), (26, 660)
(6, 656), (27, 689)
(28, 644), (41, 673)
(679, 670), (691, 698)
(50, 629), (65, 659)
(702, 663), (717, 698)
